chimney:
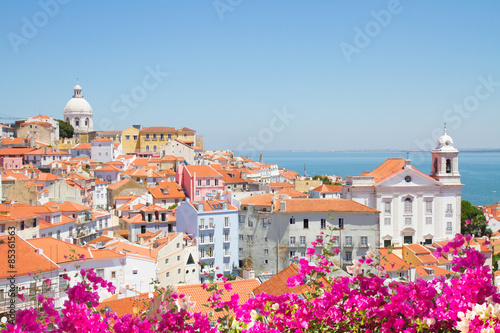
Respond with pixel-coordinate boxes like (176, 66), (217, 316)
(36, 248), (43, 255)
(404, 159), (411, 169)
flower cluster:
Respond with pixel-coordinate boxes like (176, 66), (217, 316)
(2, 233), (500, 332)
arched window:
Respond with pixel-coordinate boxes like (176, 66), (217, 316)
(85, 118), (89, 126)
(66, 117), (70, 123)
(146, 145), (150, 151)
(75, 117), (80, 127)
(433, 158), (438, 174)
(404, 197), (412, 214)
(446, 159), (451, 174)
(153, 145), (157, 152)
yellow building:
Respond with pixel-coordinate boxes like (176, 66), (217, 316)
(121, 126), (141, 154)
(120, 126), (196, 154)
(139, 127), (196, 153)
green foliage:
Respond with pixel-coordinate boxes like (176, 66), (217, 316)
(224, 273), (237, 281)
(461, 200), (492, 237)
(168, 203), (178, 210)
(493, 253), (500, 271)
(312, 175), (333, 185)
(56, 119), (74, 139)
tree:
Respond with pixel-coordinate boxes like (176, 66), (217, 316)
(312, 175), (333, 185)
(461, 200), (492, 237)
(56, 119), (74, 139)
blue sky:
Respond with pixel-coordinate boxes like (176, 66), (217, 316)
(1, 1), (499, 151)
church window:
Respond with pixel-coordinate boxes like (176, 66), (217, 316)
(446, 159), (451, 173)
(404, 198), (412, 214)
(433, 158), (438, 174)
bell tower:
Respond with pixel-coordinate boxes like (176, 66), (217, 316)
(430, 127), (460, 185)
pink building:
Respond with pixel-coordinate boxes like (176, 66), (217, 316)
(176, 165), (224, 201)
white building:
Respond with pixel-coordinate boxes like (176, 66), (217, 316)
(63, 83), (93, 134)
(94, 180), (108, 208)
(238, 195), (380, 275)
(161, 139), (203, 165)
(91, 138), (114, 163)
(176, 200), (239, 283)
(343, 129), (462, 247)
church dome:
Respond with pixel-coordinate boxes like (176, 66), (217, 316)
(63, 83), (92, 114)
(64, 98), (92, 114)
(436, 128), (456, 150)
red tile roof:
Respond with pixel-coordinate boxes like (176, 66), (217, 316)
(0, 235), (59, 279)
(177, 279), (260, 320)
(276, 199), (379, 213)
(275, 187), (308, 198)
(184, 165), (222, 178)
(311, 184), (342, 193)
(379, 248), (410, 272)
(253, 264), (317, 297)
(140, 126), (176, 133)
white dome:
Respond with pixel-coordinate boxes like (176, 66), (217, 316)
(435, 129), (457, 151)
(64, 97), (92, 114)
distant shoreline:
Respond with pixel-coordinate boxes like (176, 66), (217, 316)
(233, 149), (500, 154)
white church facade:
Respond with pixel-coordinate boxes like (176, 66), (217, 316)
(343, 129), (462, 247)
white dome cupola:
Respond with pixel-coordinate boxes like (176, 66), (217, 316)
(63, 81), (93, 133)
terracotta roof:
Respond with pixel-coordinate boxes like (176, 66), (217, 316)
(177, 279), (260, 320)
(253, 264), (316, 297)
(363, 158), (405, 183)
(241, 194), (275, 207)
(277, 199), (380, 213)
(107, 178), (133, 190)
(1, 138), (26, 145)
(269, 182), (295, 188)
(379, 248), (410, 272)
(0, 204), (39, 221)
(140, 126), (176, 133)
(96, 292), (156, 317)
(0, 235), (59, 279)
(0, 147), (36, 155)
(37, 173), (62, 181)
(28, 237), (91, 264)
(91, 138), (114, 143)
(24, 148), (70, 155)
(311, 184), (342, 193)
(39, 215), (76, 230)
(96, 165), (122, 172)
(28, 237), (124, 263)
(275, 187), (308, 198)
(188, 200), (236, 212)
(72, 143), (91, 150)
(85, 235), (114, 246)
(104, 240), (158, 258)
(416, 265), (454, 278)
(184, 165), (222, 178)
(43, 201), (91, 212)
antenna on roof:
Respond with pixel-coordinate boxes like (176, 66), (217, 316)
(406, 152), (410, 160)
